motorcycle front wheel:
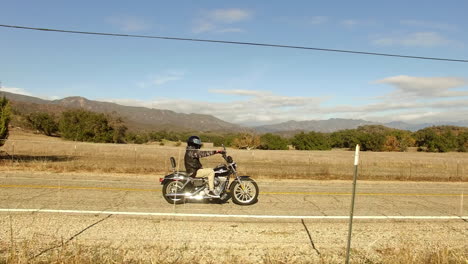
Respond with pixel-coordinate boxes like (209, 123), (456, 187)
(162, 181), (185, 204)
(230, 178), (259, 205)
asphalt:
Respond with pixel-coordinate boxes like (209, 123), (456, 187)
(1, 171), (467, 263)
(1, 171), (466, 217)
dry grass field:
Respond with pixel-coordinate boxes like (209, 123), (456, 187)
(2, 241), (466, 264)
(1, 129), (467, 181)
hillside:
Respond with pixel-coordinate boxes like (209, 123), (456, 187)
(0, 91), (246, 133)
(2, 91), (467, 134)
(254, 118), (468, 133)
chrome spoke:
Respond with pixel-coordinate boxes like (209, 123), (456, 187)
(234, 181), (256, 203)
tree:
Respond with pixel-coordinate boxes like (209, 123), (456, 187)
(382, 130), (415, 152)
(232, 133), (261, 149)
(415, 126), (459, 152)
(58, 110), (115, 143)
(27, 112), (58, 136)
(258, 133), (288, 150)
(457, 131), (468, 152)
(291, 131), (331, 150)
(330, 129), (360, 149)
(358, 132), (386, 151)
(0, 96), (11, 147)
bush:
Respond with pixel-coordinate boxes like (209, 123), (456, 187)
(457, 131), (468, 152)
(291, 131), (331, 150)
(232, 133), (261, 149)
(330, 129), (360, 149)
(27, 112), (58, 136)
(258, 133), (288, 150)
(415, 126), (461, 152)
(0, 96), (11, 147)
(58, 110), (115, 143)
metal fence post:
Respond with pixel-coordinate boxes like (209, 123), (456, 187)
(134, 147), (137, 169)
(11, 141), (15, 161)
(346, 144), (360, 264)
(409, 162), (412, 180)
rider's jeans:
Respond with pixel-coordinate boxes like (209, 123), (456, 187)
(196, 168), (215, 191)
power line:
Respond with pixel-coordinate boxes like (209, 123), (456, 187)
(1, 24), (467, 63)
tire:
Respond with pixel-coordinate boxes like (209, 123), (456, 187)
(162, 181), (185, 204)
(230, 178), (259, 205)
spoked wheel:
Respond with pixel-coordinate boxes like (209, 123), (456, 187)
(162, 181), (185, 204)
(230, 178), (259, 205)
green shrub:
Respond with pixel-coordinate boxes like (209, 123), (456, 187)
(27, 112), (58, 136)
(0, 96), (11, 147)
(258, 133), (288, 150)
(58, 110), (115, 143)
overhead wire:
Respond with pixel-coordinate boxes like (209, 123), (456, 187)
(1, 24), (467, 63)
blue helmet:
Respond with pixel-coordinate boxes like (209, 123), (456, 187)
(187, 136), (202, 148)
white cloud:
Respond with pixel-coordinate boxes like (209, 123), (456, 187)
(375, 75), (468, 98)
(400, 20), (457, 31)
(372, 32), (454, 47)
(138, 71), (184, 87)
(314, 75), (468, 123)
(209, 8), (252, 23)
(105, 89), (324, 124)
(342, 19), (359, 27)
(107, 15), (151, 32)
(309, 16), (328, 25)
(217, 28), (244, 33)
(192, 8), (252, 34)
(0, 87), (33, 96)
(0, 86), (62, 100)
(192, 21), (216, 34)
(105, 75), (468, 125)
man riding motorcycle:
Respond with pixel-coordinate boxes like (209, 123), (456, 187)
(184, 136), (225, 197)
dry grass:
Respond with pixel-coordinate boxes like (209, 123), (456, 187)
(1, 239), (467, 264)
(1, 130), (467, 181)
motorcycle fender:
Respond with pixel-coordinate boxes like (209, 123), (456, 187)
(160, 173), (189, 185)
(228, 176), (251, 191)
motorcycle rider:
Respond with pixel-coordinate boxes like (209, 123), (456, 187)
(184, 136), (225, 197)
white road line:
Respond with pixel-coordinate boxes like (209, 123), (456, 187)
(0, 209), (466, 220)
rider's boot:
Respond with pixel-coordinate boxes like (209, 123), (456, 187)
(206, 190), (220, 198)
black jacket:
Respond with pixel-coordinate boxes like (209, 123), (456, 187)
(184, 146), (216, 176)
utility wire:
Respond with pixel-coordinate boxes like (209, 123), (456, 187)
(1, 24), (467, 63)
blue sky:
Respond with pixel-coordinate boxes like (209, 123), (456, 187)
(1, 0), (467, 125)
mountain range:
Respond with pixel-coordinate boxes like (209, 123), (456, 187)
(0, 91), (245, 133)
(1, 91), (467, 134)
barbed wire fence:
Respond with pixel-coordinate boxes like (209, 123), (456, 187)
(0, 139), (466, 181)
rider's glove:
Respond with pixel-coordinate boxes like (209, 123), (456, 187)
(216, 150), (226, 154)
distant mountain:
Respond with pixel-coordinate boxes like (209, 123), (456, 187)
(253, 118), (468, 134)
(254, 118), (378, 133)
(0, 91), (246, 133)
(2, 91), (466, 134)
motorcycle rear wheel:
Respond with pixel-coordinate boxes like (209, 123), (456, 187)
(230, 178), (258, 205)
(162, 181), (185, 204)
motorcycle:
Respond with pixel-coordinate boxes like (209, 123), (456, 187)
(159, 146), (259, 205)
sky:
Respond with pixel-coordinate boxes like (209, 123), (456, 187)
(1, 0), (467, 126)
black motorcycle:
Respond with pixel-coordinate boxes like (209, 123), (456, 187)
(160, 147), (259, 205)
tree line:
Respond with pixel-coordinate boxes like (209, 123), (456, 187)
(2, 105), (467, 153)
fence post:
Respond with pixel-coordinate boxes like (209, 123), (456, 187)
(73, 145), (77, 167)
(460, 191), (464, 217)
(409, 162), (412, 180)
(346, 144), (360, 264)
(134, 147), (137, 169)
(11, 141), (15, 161)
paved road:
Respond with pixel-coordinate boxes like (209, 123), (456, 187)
(1, 171), (466, 217)
(1, 171), (467, 262)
